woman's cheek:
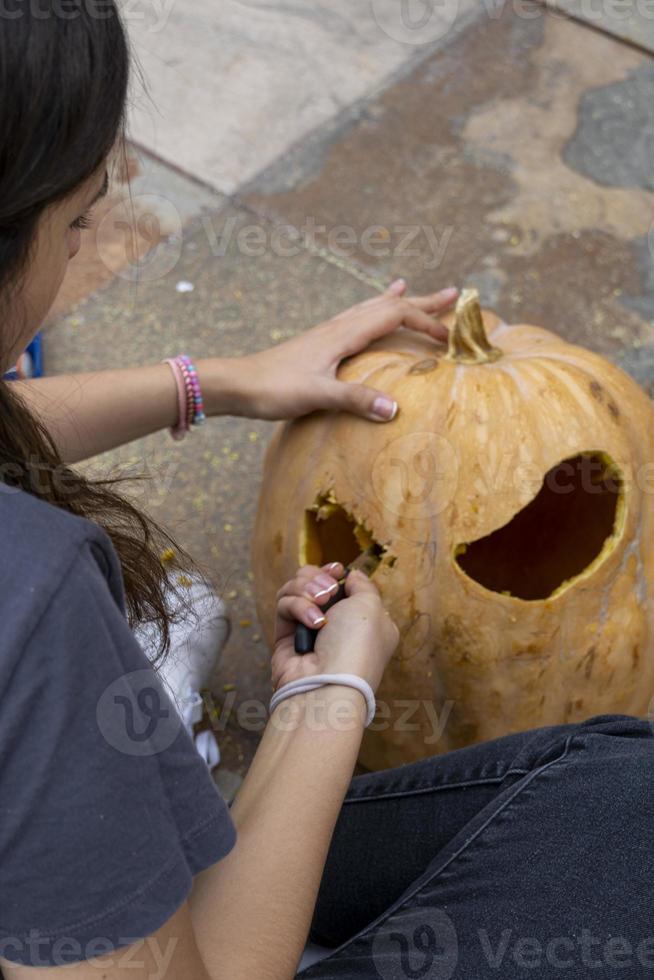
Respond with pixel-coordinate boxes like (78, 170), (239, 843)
(68, 226), (82, 259)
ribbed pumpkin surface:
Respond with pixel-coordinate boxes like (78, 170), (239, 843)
(252, 293), (654, 769)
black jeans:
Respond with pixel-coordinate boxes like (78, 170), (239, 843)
(300, 714), (654, 979)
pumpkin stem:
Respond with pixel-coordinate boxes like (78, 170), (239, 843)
(445, 288), (502, 364)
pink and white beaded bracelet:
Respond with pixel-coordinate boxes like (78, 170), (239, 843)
(163, 354), (207, 441)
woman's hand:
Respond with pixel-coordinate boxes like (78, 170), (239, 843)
(199, 281), (458, 422)
(271, 562), (400, 693)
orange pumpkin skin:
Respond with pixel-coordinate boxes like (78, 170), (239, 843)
(252, 294), (654, 770)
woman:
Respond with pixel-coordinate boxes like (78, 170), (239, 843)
(1, 4), (652, 979)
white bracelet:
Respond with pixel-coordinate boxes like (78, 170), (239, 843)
(269, 673), (376, 727)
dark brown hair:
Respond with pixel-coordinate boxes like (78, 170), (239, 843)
(0, 0), (191, 658)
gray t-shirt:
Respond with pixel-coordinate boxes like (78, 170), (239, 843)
(0, 485), (236, 969)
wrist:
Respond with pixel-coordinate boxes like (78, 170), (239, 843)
(195, 356), (252, 417)
(269, 683), (368, 735)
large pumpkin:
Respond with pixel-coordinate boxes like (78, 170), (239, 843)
(252, 290), (654, 770)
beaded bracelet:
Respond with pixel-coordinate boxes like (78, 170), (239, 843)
(176, 359), (195, 428)
(162, 354), (207, 441)
(163, 357), (189, 441)
(178, 355), (206, 426)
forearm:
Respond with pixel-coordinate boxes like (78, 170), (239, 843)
(12, 358), (244, 464)
(189, 686), (366, 980)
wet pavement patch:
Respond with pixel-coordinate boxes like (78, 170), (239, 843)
(563, 63), (654, 191)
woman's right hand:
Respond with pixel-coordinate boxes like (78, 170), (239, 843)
(271, 563), (400, 694)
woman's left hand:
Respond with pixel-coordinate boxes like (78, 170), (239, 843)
(200, 281), (458, 423)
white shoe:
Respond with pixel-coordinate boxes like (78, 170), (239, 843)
(134, 573), (231, 769)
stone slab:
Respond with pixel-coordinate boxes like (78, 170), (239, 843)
(125, 0), (479, 193)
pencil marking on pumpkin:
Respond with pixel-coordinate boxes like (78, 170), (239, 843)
(580, 646), (596, 678)
(395, 611), (432, 663)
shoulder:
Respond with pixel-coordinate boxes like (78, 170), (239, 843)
(0, 485), (125, 651)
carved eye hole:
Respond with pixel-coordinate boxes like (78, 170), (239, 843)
(455, 452), (623, 601)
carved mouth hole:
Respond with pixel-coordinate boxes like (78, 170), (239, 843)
(301, 494), (387, 572)
(455, 452), (623, 601)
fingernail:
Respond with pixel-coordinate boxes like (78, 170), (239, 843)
(372, 396), (398, 421)
(308, 609), (327, 626)
(326, 562), (342, 572)
(440, 286), (459, 300)
(389, 278), (406, 294)
(306, 576), (338, 599)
